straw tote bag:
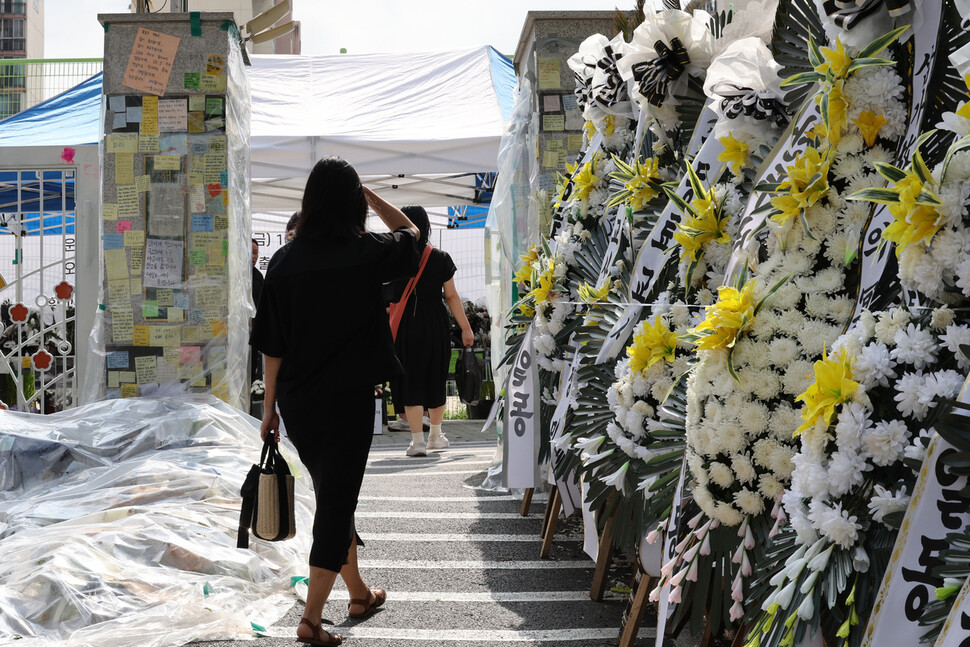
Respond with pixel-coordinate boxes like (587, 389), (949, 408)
(237, 437), (296, 548)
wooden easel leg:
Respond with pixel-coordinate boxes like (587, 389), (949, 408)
(589, 509), (616, 601)
(539, 488), (562, 558)
(699, 617), (714, 647)
(617, 571), (653, 647)
(520, 487), (534, 517)
(540, 486), (557, 539)
(729, 623), (747, 647)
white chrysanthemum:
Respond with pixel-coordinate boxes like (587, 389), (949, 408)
(957, 257), (970, 298)
(735, 488), (766, 515)
(869, 484), (910, 526)
(931, 306), (956, 332)
(894, 371), (927, 420)
(941, 324), (970, 371)
(826, 450), (868, 498)
(853, 341), (897, 389)
(911, 254), (945, 298)
(759, 474), (784, 500)
(834, 401), (871, 454)
(814, 502), (861, 549)
(790, 450), (829, 499)
(891, 323), (939, 370)
(863, 419), (910, 467)
(731, 453), (757, 484)
(709, 461), (735, 489)
(919, 369), (965, 406)
(874, 308), (910, 345)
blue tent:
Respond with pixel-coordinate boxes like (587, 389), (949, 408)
(0, 72), (102, 147)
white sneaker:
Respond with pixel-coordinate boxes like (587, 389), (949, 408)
(422, 416), (431, 431)
(406, 442), (427, 457)
(387, 418), (410, 431)
(427, 434), (450, 450)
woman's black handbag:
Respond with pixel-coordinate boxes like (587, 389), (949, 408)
(455, 347), (484, 405)
(237, 437), (296, 548)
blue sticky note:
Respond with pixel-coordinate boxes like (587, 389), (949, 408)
(104, 233), (124, 249)
(191, 214), (214, 232)
(107, 351), (129, 369)
(220, 171), (228, 186)
(189, 308), (205, 325)
(174, 292), (190, 309)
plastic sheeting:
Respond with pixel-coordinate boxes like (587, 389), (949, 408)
(0, 396), (312, 647)
(82, 25), (252, 411)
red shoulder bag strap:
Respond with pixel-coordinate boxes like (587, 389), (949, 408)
(389, 245), (433, 341)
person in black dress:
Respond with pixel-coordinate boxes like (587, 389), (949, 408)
(252, 157), (419, 646)
(390, 206), (474, 457)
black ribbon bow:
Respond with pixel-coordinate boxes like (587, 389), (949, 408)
(716, 84), (790, 128)
(630, 37), (691, 107)
(822, 0), (911, 30)
(594, 45), (628, 107)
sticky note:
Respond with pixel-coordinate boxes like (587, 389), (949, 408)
(108, 371), (121, 388)
(136, 174), (151, 193)
(206, 54), (225, 75)
(222, 189), (229, 207)
(113, 111), (127, 130)
(567, 134), (583, 151)
(191, 214), (213, 232)
(157, 357), (177, 382)
(109, 96), (126, 113)
(136, 136), (158, 154)
(124, 229), (144, 248)
(135, 355), (157, 384)
(214, 215), (228, 230)
(204, 152), (225, 183)
(105, 249), (129, 281)
(104, 233), (124, 249)
(159, 99), (188, 132)
(111, 308), (133, 343)
(149, 326), (180, 347)
(141, 95), (159, 136)
(133, 325), (150, 346)
(543, 95), (561, 112)
(103, 204), (119, 220)
(189, 248), (206, 265)
(107, 279), (131, 304)
(167, 307), (184, 322)
(205, 97), (222, 115)
(126, 106), (143, 123)
(106, 133), (138, 153)
(188, 112), (204, 133)
(538, 58), (561, 90)
(184, 72), (200, 89)
(199, 74), (226, 92)
(205, 117), (225, 131)
(179, 345), (201, 364)
(122, 27), (180, 96)
(542, 114), (565, 131)
(107, 351), (129, 369)
(154, 155), (181, 170)
(120, 383), (138, 398)
(182, 326), (200, 344)
(188, 95), (205, 112)
(116, 220), (132, 233)
(190, 185), (206, 213)
(115, 152), (134, 184)
(210, 320), (227, 337)
(156, 288), (174, 307)
(142, 300), (159, 318)
(209, 136), (226, 153)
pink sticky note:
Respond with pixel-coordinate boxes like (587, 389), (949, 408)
(116, 221), (132, 233)
(60, 147), (76, 163)
(179, 346), (201, 364)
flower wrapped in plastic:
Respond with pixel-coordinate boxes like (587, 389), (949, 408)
(816, 0), (921, 50)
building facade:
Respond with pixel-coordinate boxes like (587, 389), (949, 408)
(0, 0), (44, 119)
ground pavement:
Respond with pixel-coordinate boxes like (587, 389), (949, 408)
(192, 420), (679, 647)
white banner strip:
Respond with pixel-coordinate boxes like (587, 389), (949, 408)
(505, 325), (540, 489)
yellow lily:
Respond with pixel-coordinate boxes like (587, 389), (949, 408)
(673, 189), (730, 262)
(769, 146), (832, 227)
(852, 110), (889, 147)
(884, 171), (944, 254)
(528, 260), (557, 305)
(513, 246), (539, 286)
(627, 315), (678, 373)
(624, 157), (662, 212)
(573, 153), (601, 201)
(817, 38), (852, 80)
(718, 134), (749, 176)
(794, 347), (858, 436)
(691, 279), (758, 352)
(578, 281), (610, 308)
(823, 80), (848, 145)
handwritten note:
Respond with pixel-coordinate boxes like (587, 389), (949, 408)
(538, 58), (561, 90)
(188, 95), (205, 112)
(115, 153), (134, 184)
(188, 112), (204, 133)
(133, 325), (150, 346)
(112, 308), (133, 343)
(120, 383), (138, 398)
(105, 249), (129, 281)
(135, 355), (157, 384)
(149, 326), (180, 347)
(542, 114), (565, 132)
(107, 279), (130, 304)
(103, 204), (118, 220)
(122, 27), (180, 96)
(141, 95), (159, 135)
(138, 135), (160, 153)
(106, 350), (129, 369)
(154, 155), (180, 170)
(136, 174), (151, 193)
(190, 185), (206, 212)
(143, 238), (184, 288)
(106, 133), (138, 154)
(206, 54), (225, 75)
(158, 99), (187, 132)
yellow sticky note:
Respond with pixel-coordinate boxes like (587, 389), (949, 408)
(182, 326), (199, 344)
(542, 151), (560, 168)
(105, 249), (129, 281)
(107, 279), (131, 304)
(210, 320), (227, 337)
(156, 288), (174, 306)
(103, 204), (118, 220)
(163, 347), (179, 362)
(167, 307), (184, 322)
(567, 134), (583, 151)
(133, 325), (150, 346)
(106, 133), (138, 153)
(111, 308), (134, 343)
(136, 174), (151, 193)
(130, 249), (144, 274)
(115, 153), (134, 184)
(204, 152), (225, 183)
(124, 229), (145, 248)
(138, 135), (160, 153)
(135, 355), (158, 384)
(130, 277), (142, 295)
(107, 371), (121, 388)
(157, 357), (177, 383)
(209, 136), (226, 153)
(222, 190), (229, 207)
(546, 139), (563, 151)
(154, 155), (181, 170)
(120, 383), (138, 398)
(149, 325), (181, 347)
(188, 95), (205, 112)
(142, 96), (159, 136)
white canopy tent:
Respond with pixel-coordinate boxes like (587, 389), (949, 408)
(249, 46), (515, 226)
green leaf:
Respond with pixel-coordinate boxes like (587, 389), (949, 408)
(686, 163), (706, 200)
(912, 149), (932, 184)
(755, 181), (787, 193)
(727, 347), (741, 384)
(942, 134), (970, 182)
(800, 209), (816, 241)
(874, 162), (907, 183)
(664, 187), (694, 218)
(846, 57), (894, 73)
(847, 188), (900, 204)
(754, 274), (793, 318)
(781, 71), (825, 87)
(807, 36), (823, 68)
(856, 26), (908, 59)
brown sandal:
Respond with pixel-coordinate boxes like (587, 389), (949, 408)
(348, 586), (386, 619)
(296, 617), (342, 645)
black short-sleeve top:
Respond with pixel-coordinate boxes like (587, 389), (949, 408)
(251, 227), (419, 403)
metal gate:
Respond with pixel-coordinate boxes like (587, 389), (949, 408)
(0, 146), (99, 412)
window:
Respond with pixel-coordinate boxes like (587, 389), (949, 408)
(0, 91), (21, 119)
(0, 17), (23, 51)
(0, 1), (26, 15)
(0, 57), (23, 88)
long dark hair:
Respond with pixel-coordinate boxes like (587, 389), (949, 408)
(402, 205), (429, 247)
(297, 157), (367, 240)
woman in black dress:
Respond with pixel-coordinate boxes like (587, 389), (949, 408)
(390, 206), (474, 457)
(253, 157), (419, 646)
